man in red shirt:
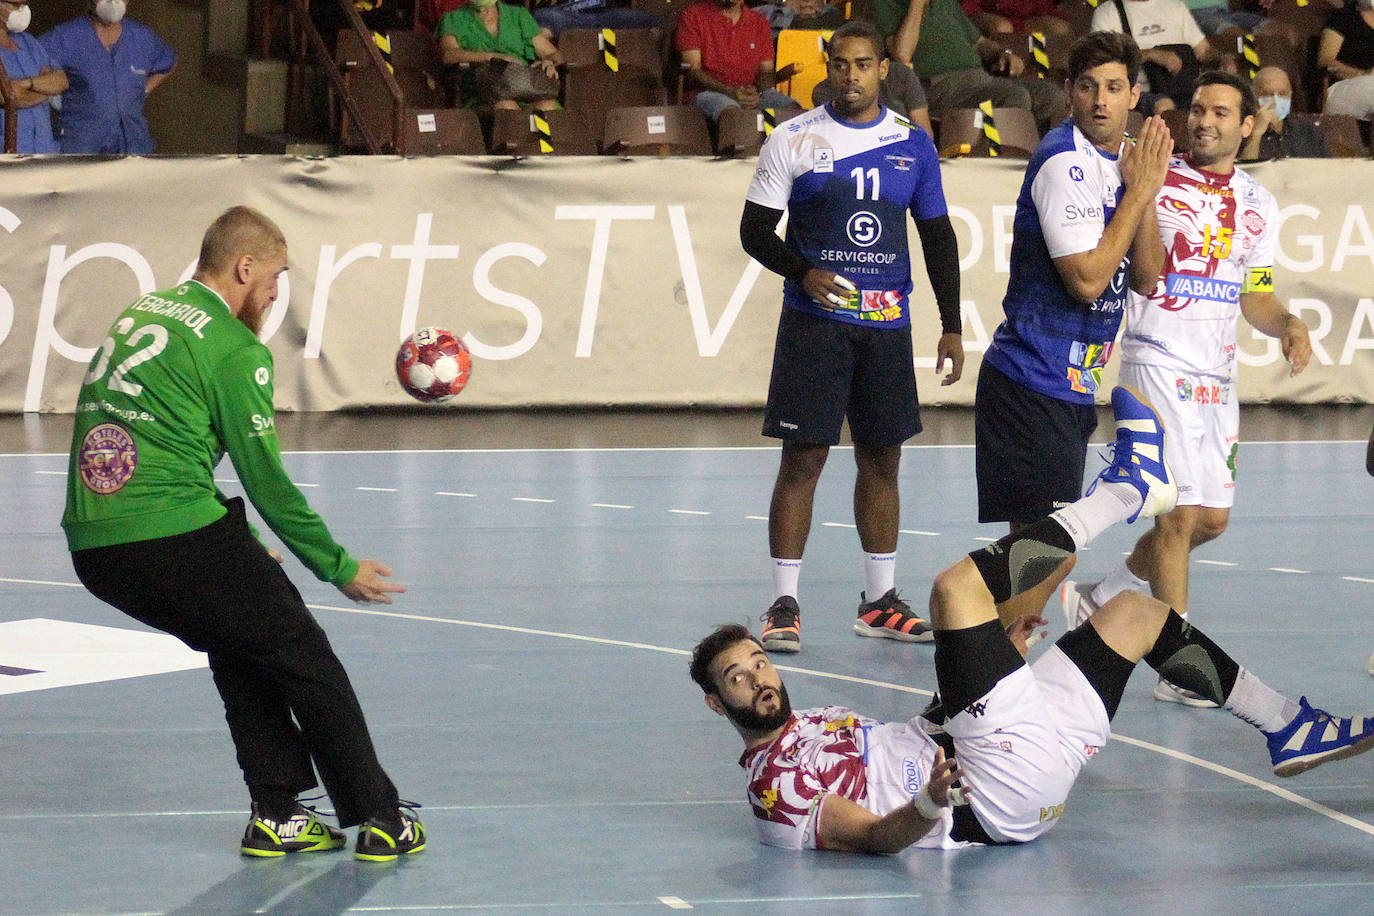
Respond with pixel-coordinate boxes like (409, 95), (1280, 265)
(676, 0), (796, 120)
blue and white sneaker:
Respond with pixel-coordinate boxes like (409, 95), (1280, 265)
(1266, 697), (1374, 777)
(1088, 386), (1177, 523)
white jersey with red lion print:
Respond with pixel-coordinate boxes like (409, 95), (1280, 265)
(1119, 155), (1279, 379)
(738, 706), (967, 851)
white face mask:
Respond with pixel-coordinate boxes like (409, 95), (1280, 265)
(1259, 94), (1292, 121)
(95, 0), (127, 24)
(6, 4), (31, 32)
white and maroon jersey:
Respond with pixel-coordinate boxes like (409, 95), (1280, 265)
(738, 706), (965, 851)
(1120, 155), (1279, 379)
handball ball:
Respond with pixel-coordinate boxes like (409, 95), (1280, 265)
(396, 327), (472, 403)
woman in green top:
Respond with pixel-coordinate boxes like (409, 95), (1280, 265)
(437, 0), (564, 110)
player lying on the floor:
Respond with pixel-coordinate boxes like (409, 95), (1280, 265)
(690, 386), (1374, 852)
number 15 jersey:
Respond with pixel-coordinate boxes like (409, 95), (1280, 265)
(745, 103), (949, 328)
(1120, 155), (1279, 379)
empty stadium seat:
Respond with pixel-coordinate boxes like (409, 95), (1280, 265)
(602, 105), (712, 155)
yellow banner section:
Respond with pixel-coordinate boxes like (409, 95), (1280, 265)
(1, 155), (1372, 412)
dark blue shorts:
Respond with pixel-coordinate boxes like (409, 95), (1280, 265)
(974, 359), (1097, 524)
(762, 307), (921, 447)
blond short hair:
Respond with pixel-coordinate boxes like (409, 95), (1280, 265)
(196, 206), (286, 276)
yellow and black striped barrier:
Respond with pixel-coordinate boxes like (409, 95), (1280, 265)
(979, 99), (1001, 157)
(601, 29), (618, 73)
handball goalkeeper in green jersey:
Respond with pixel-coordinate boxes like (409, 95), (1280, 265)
(62, 206), (424, 862)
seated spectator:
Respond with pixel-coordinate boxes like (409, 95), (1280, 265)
(1320, 0), (1374, 123)
(676, 0), (796, 122)
(0, 0), (64, 153)
(1183, 0), (1270, 37)
(39, 1), (173, 154)
(959, 0), (1073, 38)
(753, 0), (846, 38)
(529, 0), (663, 40)
(875, 0), (1064, 128)
(1242, 65), (1330, 158)
(416, 0), (466, 33)
(1091, 0), (1211, 113)
(810, 55), (934, 136)
(437, 0), (564, 110)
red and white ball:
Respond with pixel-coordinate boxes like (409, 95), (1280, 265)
(396, 327), (472, 403)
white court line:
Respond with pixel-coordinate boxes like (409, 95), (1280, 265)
(1269, 567), (1310, 574)
(822, 522), (857, 529)
(35, 470), (64, 475)
(900, 529), (940, 537)
(297, 600), (1374, 840)
(745, 515), (768, 521)
(5, 439), (1369, 461)
(1197, 560), (1238, 567)
(668, 509), (710, 516)
(356, 487), (397, 493)
(1344, 577), (1374, 584)
(592, 503), (634, 510)
(658, 896), (692, 909)
(513, 497), (555, 504)
(435, 492), (476, 498)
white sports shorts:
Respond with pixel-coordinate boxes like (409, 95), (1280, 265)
(945, 646), (1111, 844)
(1120, 361), (1239, 508)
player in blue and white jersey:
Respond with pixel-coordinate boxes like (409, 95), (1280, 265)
(974, 31), (1173, 533)
(740, 19), (963, 653)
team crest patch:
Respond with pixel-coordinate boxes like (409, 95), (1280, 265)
(1242, 209), (1264, 235)
(885, 154), (914, 170)
(78, 422), (137, 494)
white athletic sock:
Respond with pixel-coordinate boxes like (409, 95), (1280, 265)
(1226, 667), (1301, 733)
(1091, 561), (1150, 607)
(771, 557), (802, 601)
(863, 552), (896, 601)
(1048, 480), (1143, 550)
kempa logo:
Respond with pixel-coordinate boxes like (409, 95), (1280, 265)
(846, 211), (882, 247)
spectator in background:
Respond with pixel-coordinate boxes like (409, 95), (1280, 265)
(1184, 0), (1270, 37)
(1319, 0), (1374, 123)
(1090, 0), (1211, 113)
(39, 0), (175, 154)
(875, 0), (1065, 128)
(1242, 65), (1330, 158)
(0, 0), (65, 153)
(960, 0), (1073, 38)
(810, 52), (934, 137)
(754, 0), (846, 37)
(437, 0), (564, 110)
(416, 0), (466, 33)
(676, 0), (796, 122)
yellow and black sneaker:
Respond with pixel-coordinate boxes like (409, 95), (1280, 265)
(240, 803), (346, 858)
(355, 803), (426, 863)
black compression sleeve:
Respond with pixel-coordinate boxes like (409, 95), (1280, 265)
(740, 200), (812, 285)
(914, 214), (962, 335)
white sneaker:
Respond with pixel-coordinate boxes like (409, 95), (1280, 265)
(1152, 677), (1220, 708)
(1059, 579), (1099, 631)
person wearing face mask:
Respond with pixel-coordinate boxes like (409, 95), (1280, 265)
(0, 0), (66, 153)
(38, 0), (177, 154)
(1320, 0), (1374, 123)
(1241, 66), (1329, 160)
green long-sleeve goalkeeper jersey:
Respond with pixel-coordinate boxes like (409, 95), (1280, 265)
(61, 280), (359, 588)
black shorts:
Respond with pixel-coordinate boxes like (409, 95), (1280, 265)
(762, 307), (921, 447)
(974, 360), (1097, 524)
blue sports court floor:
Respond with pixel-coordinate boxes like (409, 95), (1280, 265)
(4, 407), (1374, 915)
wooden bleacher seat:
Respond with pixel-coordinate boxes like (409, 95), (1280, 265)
(489, 108), (599, 155)
(602, 105), (713, 155)
(402, 107), (486, 155)
(714, 104), (804, 157)
(935, 106), (1040, 158)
